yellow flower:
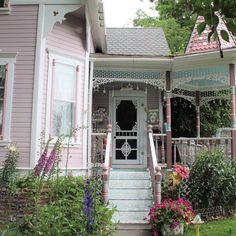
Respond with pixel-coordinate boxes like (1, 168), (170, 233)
(172, 172), (182, 186)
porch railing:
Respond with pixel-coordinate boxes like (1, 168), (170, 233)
(153, 133), (167, 164)
(148, 125), (162, 204)
(91, 132), (106, 164)
(101, 124), (112, 205)
(172, 137), (232, 166)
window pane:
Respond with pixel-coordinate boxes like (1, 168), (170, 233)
(54, 63), (76, 101)
(52, 101), (74, 136)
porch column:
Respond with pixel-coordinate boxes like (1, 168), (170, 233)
(87, 61), (94, 171)
(166, 71), (172, 169)
(230, 64), (236, 158)
(196, 91), (201, 138)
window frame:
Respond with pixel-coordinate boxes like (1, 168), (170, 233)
(46, 50), (83, 145)
(0, 53), (16, 146)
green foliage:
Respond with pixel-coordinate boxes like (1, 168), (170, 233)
(188, 149), (236, 210)
(0, 144), (20, 192)
(171, 97), (196, 137)
(190, 0), (236, 39)
(1, 176), (116, 236)
(200, 100), (231, 137)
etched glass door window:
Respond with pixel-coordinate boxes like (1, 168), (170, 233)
(115, 99), (138, 161)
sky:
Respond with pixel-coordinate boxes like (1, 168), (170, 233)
(103, 0), (158, 28)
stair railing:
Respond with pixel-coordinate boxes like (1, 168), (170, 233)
(102, 124), (112, 205)
(148, 125), (162, 204)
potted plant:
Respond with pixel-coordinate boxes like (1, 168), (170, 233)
(149, 198), (195, 236)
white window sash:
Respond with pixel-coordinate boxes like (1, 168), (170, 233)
(45, 52), (82, 144)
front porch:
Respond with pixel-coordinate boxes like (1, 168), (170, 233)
(88, 51), (236, 229)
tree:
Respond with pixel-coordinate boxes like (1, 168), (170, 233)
(135, 0), (197, 54)
(134, 13), (191, 54)
(135, 0), (231, 137)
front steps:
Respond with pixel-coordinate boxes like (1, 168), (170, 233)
(109, 169), (153, 236)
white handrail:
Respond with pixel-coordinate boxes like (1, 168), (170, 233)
(149, 131), (158, 168)
(148, 125), (162, 204)
(104, 126), (112, 167)
(102, 124), (112, 205)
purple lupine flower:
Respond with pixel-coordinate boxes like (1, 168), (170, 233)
(43, 136), (62, 175)
(43, 148), (57, 175)
(34, 140), (50, 177)
(83, 179), (95, 233)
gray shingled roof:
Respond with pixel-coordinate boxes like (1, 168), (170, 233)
(106, 28), (170, 56)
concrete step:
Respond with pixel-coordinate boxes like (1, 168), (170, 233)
(115, 229), (152, 236)
(116, 224), (152, 236)
(110, 189), (152, 200)
(110, 170), (150, 180)
(109, 179), (151, 189)
(113, 210), (149, 224)
(110, 199), (153, 211)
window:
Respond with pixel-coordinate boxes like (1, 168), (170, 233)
(0, 53), (16, 145)
(46, 50), (82, 141)
(52, 62), (77, 136)
(0, 65), (6, 138)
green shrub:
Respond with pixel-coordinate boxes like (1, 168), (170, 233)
(1, 176), (115, 236)
(188, 149), (236, 210)
(0, 144), (19, 192)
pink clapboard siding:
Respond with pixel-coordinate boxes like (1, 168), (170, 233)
(0, 5), (38, 167)
(42, 15), (86, 169)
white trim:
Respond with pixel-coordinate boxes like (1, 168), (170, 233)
(82, 5), (91, 169)
(0, 7), (10, 15)
(43, 4), (82, 38)
(0, 141), (11, 147)
(87, 61), (94, 171)
(30, 4), (45, 168)
(46, 48), (85, 62)
(0, 55), (16, 144)
(82, 52), (89, 168)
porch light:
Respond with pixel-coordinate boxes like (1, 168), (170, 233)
(103, 88), (106, 94)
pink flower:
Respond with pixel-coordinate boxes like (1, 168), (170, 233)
(34, 139), (51, 177)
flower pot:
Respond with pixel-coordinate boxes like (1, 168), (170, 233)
(161, 223), (184, 236)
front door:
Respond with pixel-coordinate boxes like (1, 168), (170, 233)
(111, 91), (146, 166)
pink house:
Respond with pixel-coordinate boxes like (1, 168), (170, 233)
(0, 0), (106, 175)
(1, 0), (236, 232)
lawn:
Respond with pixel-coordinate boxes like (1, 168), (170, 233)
(183, 217), (236, 236)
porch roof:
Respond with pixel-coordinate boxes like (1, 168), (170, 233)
(91, 47), (236, 92)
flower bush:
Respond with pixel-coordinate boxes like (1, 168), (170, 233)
(162, 164), (189, 200)
(149, 198), (195, 235)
